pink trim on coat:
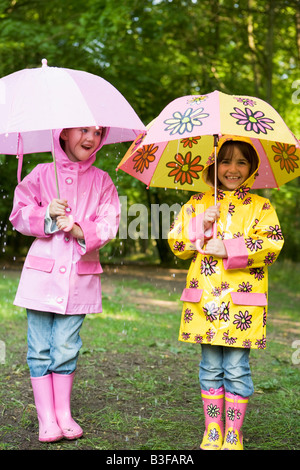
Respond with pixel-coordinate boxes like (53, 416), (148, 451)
(223, 236), (248, 270)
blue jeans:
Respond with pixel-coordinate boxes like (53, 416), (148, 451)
(27, 309), (85, 377)
(199, 344), (254, 397)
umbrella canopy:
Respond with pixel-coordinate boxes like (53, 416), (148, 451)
(0, 59), (146, 187)
(117, 90), (300, 192)
(0, 59), (145, 151)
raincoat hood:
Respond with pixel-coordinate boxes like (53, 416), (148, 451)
(52, 127), (109, 174)
(202, 134), (261, 191)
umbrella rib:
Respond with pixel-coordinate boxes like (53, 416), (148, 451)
(51, 129), (60, 198)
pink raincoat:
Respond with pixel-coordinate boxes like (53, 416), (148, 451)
(9, 129), (120, 315)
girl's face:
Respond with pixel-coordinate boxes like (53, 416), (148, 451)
(60, 127), (103, 162)
(217, 146), (251, 191)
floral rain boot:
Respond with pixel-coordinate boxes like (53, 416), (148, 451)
(200, 386), (224, 450)
(222, 392), (248, 450)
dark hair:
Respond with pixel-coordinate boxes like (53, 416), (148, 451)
(206, 140), (259, 186)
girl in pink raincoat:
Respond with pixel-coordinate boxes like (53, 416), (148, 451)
(9, 126), (120, 442)
(168, 135), (284, 450)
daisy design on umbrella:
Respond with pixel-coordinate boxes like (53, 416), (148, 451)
(132, 143), (158, 173)
(272, 142), (299, 173)
(230, 107), (275, 134)
(164, 107), (209, 135)
(166, 151), (204, 185)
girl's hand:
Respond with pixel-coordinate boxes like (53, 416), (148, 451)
(56, 216), (84, 240)
(56, 215), (72, 232)
(203, 203), (220, 231)
(204, 238), (227, 258)
(49, 199), (68, 218)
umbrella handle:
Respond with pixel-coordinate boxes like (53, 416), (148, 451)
(62, 215), (74, 232)
(195, 222), (217, 254)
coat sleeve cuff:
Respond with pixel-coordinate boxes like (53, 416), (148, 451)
(223, 237), (248, 270)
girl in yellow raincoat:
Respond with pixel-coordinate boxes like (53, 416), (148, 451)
(168, 135), (284, 450)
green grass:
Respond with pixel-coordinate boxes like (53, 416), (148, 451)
(0, 261), (299, 450)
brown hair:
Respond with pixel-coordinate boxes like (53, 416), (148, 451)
(206, 140), (259, 186)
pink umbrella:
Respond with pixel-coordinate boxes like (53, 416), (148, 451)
(0, 59), (146, 193)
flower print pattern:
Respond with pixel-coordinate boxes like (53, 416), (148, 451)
(234, 186), (250, 200)
(238, 282), (252, 293)
(242, 339), (252, 348)
(211, 287), (221, 297)
(255, 335), (266, 349)
(230, 107), (275, 134)
(217, 189), (226, 201)
(201, 256), (218, 276)
(227, 406), (242, 421)
(181, 136), (201, 148)
(207, 403), (221, 419)
(164, 107), (209, 135)
(233, 311), (252, 331)
(206, 329), (216, 342)
(264, 252), (276, 265)
(250, 267), (265, 280)
(194, 334), (203, 343)
(181, 332), (191, 341)
(166, 151), (204, 185)
(262, 202), (271, 210)
(267, 225), (283, 241)
(203, 302), (219, 322)
(169, 171), (284, 351)
(245, 237), (263, 252)
(222, 331), (237, 345)
(173, 241), (185, 252)
(187, 96), (208, 105)
(263, 307), (267, 327)
(192, 192), (205, 201)
(225, 430), (238, 446)
(243, 197), (252, 205)
(272, 142), (299, 173)
(228, 203), (235, 216)
(221, 282), (230, 290)
(234, 97), (257, 107)
(219, 302), (230, 322)
(207, 427), (221, 443)
(184, 308), (194, 323)
(133, 144), (157, 173)
(189, 278), (199, 288)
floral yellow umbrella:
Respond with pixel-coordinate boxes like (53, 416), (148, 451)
(117, 90), (300, 192)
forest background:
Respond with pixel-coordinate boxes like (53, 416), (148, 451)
(0, 0), (300, 266)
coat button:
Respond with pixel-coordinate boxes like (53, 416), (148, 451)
(59, 266), (66, 273)
(65, 207), (72, 213)
(64, 236), (70, 242)
(65, 177), (73, 185)
(56, 297), (64, 304)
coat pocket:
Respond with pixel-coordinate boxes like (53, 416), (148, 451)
(230, 292), (267, 306)
(77, 260), (103, 275)
(180, 288), (203, 303)
(25, 255), (55, 273)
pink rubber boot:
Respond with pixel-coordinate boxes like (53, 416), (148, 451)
(200, 386), (224, 450)
(52, 372), (83, 440)
(31, 375), (64, 442)
(222, 392), (249, 450)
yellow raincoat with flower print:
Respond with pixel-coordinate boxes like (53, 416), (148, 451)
(168, 136), (284, 350)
